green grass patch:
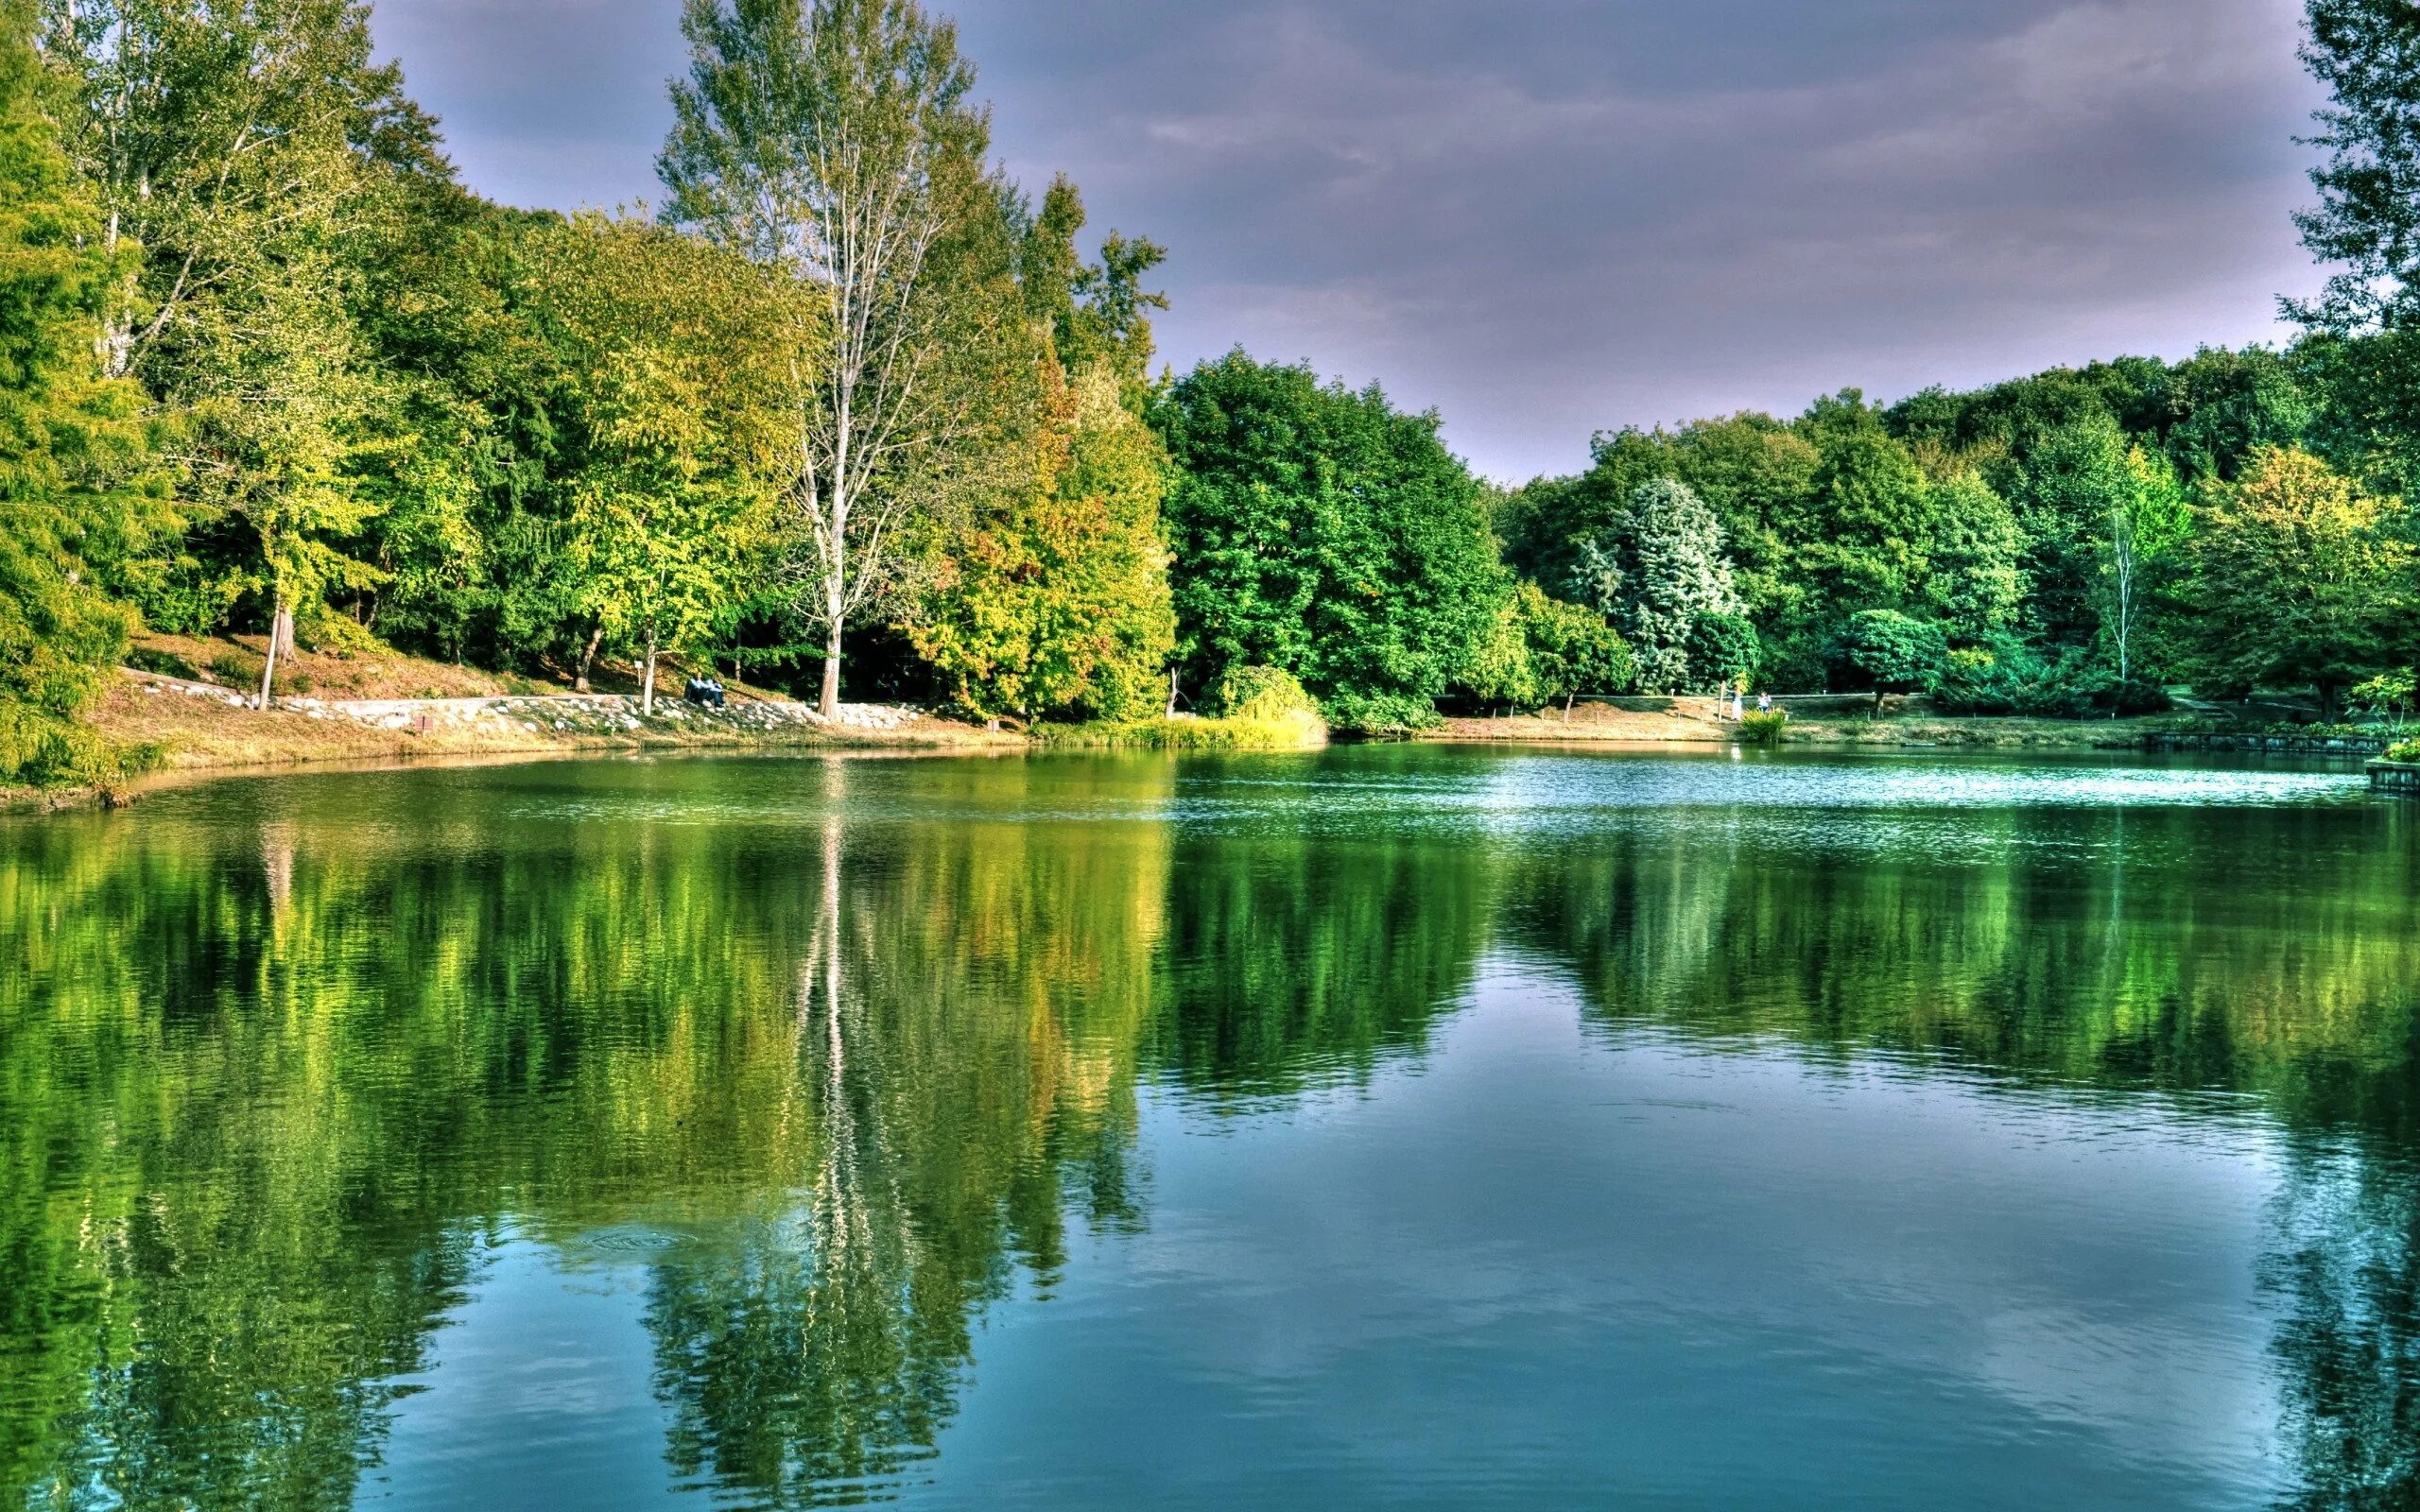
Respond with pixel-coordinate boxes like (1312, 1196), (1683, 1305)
(1038, 711), (1327, 749)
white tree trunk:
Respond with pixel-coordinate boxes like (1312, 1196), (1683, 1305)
(642, 628), (658, 717)
(255, 599), (292, 712)
(819, 572), (845, 717)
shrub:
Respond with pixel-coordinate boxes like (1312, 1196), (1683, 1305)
(1319, 688), (1441, 736)
(1218, 665), (1320, 721)
(2386, 738), (2420, 763)
(207, 649), (259, 685)
(126, 646), (199, 680)
(1046, 664), (1330, 749)
(2273, 722), (2377, 741)
(1738, 711), (1789, 747)
(1932, 638), (2168, 717)
(0, 705), (154, 789)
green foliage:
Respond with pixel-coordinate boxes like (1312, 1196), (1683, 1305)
(1792, 391), (1937, 612)
(1456, 589), (1542, 709)
(1456, 582), (1637, 712)
(662, 0), (1034, 713)
(2385, 737), (2420, 763)
(1525, 583), (1635, 709)
(2187, 445), (2411, 715)
(1922, 470), (2027, 641)
(0, 0), (149, 783)
(2292, 0), (2420, 334)
(1737, 710), (1789, 746)
(1685, 611), (1760, 691)
(1568, 477), (1737, 692)
(1046, 664), (1324, 747)
(1831, 610), (1946, 700)
(2352, 668), (2416, 725)
(1214, 663), (1317, 722)
(534, 215), (786, 708)
(1155, 352), (1500, 721)
(1014, 175), (1168, 404)
(908, 368), (1175, 720)
(43, 0), (438, 644)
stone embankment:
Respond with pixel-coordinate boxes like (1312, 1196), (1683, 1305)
(2372, 761), (2420, 795)
(126, 668), (925, 738)
(2144, 731), (2391, 757)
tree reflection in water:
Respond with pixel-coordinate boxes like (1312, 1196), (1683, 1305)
(2, 754), (2419, 1507)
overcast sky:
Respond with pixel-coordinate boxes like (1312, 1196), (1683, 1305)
(369, 0), (2326, 481)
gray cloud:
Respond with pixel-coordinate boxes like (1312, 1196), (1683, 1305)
(372, 0), (2325, 480)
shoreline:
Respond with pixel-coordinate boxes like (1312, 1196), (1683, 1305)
(9, 676), (2384, 816)
(5, 672), (1024, 814)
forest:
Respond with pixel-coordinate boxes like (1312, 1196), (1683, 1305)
(4, 0), (2420, 785)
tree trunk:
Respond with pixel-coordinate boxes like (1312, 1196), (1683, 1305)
(819, 616), (843, 718)
(2320, 681), (2341, 725)
(575, 624), (603, 693)
(642, 629), (658, 717)
(255, 598), (292, 712)
(1167, 667), (1179, 719)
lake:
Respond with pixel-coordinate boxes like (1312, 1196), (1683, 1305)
(4, 746), (2416, 1510)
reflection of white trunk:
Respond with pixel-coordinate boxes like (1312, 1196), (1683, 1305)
(262, 823), (296, 916)
(811, 788), (856, 1261)
(799, 761), (920, 1302)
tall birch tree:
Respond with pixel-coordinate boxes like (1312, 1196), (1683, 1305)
(659, 0), (1021, 716)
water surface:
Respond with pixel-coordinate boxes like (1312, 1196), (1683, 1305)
(5, 747), (2416, 1509)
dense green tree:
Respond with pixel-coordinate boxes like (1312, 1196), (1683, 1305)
(2005, 414), (2135, 646)
(1685, 611), (1761, 692)
(2158, 345), (2318, 483)
(1789, 391), (1937, 614)
(1154, 352), (1501, 729)
(1831, 609), (1947, 711)
(908, 367), (1176, 720)
(1921, 470), (2027, 642)
(2187, 445), (2411, 717)
(39, 0), (441, 660)
(1457, 582), (1634, 714)
(1668, 414), (1820, 624)
(1013, 174), (1167, 403)
(343, 195), (556, 668)
(0, 0), (149, 782)
(2100, 442), (2189, 687)
(538, 215), (790, 713)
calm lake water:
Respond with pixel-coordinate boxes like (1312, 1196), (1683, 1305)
(5, 746), (2418, 1510)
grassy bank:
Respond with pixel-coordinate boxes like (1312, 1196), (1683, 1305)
(5, 635), (1018, 813)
